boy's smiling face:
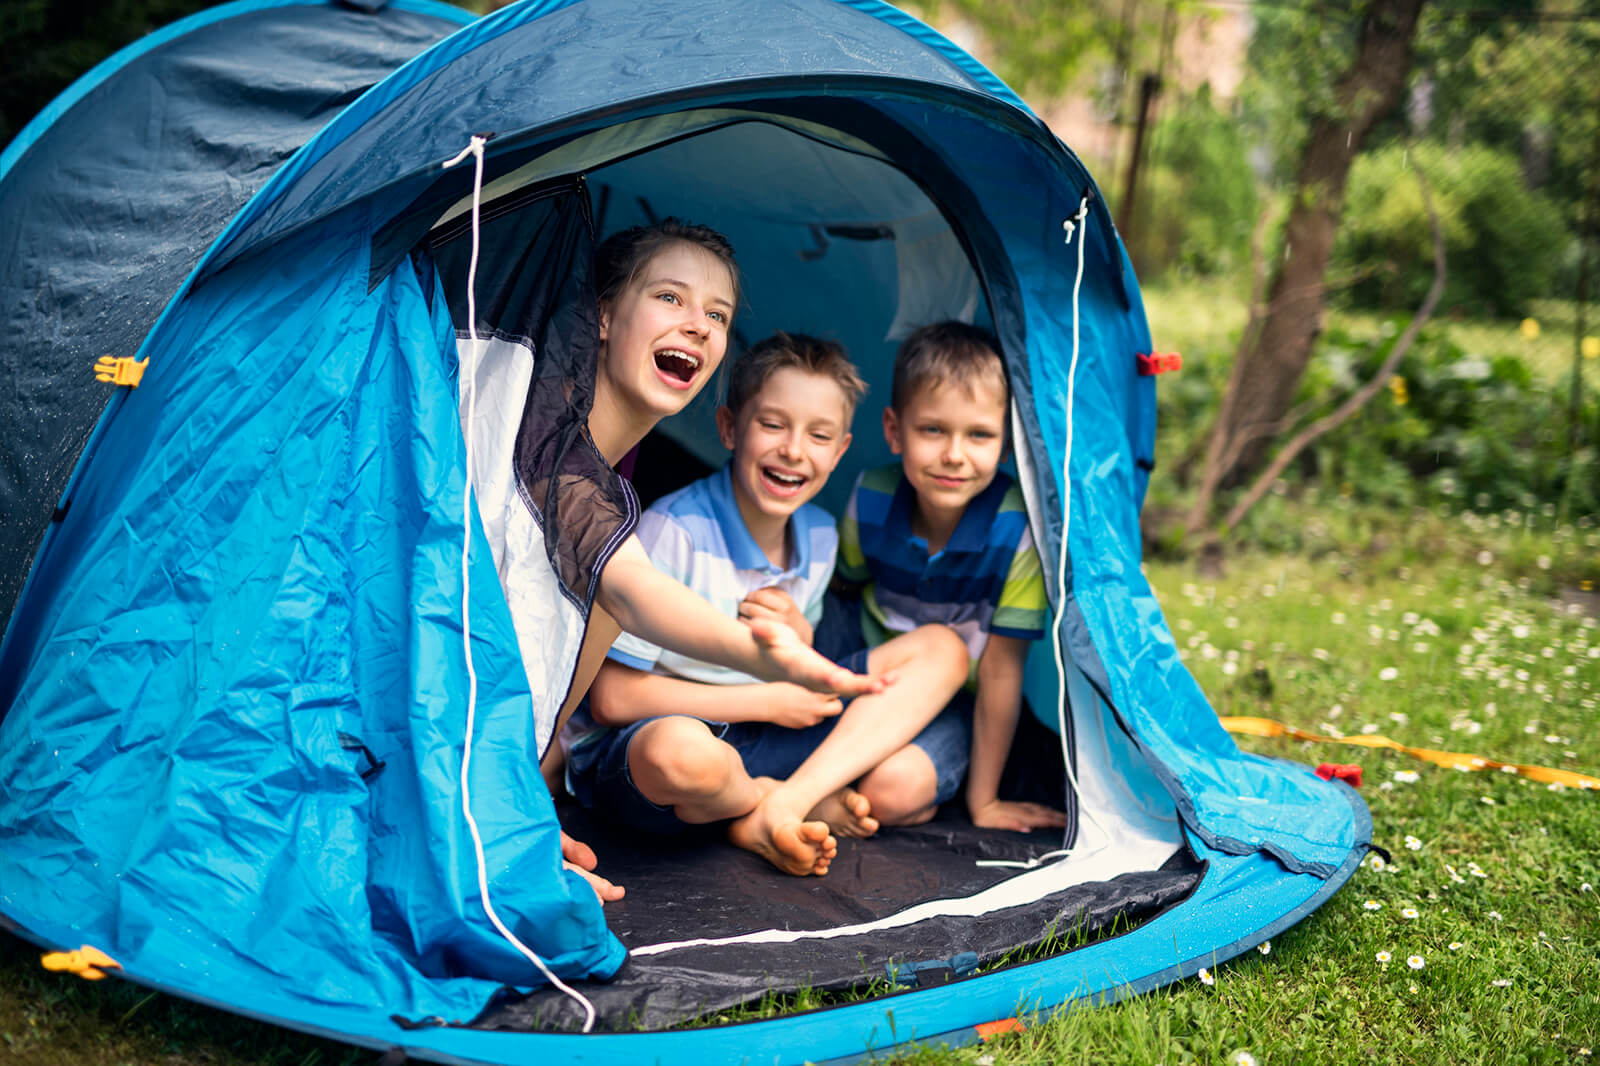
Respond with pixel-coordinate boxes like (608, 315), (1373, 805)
(716, 366), (853, 536)
(883, 375), (1008, 534)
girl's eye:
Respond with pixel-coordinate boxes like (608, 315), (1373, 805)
(708, 310), (728, 325)
(657, 291), (681, 305)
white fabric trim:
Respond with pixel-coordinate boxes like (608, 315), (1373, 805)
(456, 334), (585, 756)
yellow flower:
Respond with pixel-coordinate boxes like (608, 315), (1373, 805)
(1520, 318), (1540, 340)
(1582, 336), (1599, 360)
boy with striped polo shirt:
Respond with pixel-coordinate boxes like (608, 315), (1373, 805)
(566, 333), (969, 876)
(832, 321), (1067, 832)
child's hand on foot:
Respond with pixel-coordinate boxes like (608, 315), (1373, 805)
(762, 683), (844, 729)
(561, 830), (625, 903)
(969, 798), (1068, 833)
(745, 616), (883, 698)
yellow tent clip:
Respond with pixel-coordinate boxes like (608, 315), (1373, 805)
(94, 355), (148, 387)
(40, 944), (121, 981)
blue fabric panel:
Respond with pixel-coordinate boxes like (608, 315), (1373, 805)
(0, 217), (621, 1020)
(200, 0), (995, 274)
(0, 0), (473, 179)
(3, 827), (1358, 1065)
(0, 0), (473, 638)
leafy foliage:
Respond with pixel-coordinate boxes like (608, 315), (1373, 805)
(1137, 91), (1261, 279)
(1335, 142), (1573, 317)
(891, 0), (1131, 101)
(1294, 321), (1598, 520)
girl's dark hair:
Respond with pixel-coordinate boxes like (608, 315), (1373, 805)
(592, 218), (741, 315)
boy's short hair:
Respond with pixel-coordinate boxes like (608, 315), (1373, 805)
(726, 331), (868, 422)
(891, 321), (1007, 410)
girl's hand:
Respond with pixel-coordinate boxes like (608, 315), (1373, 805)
(745, 616), (883, 698)
(738, 587), (812, 645)
(969, 799), (1068, 833)
(560, 830), (624, 903)
(761, 683), (845, 728)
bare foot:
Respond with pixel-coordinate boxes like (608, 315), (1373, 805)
(808, 786), (878, 839)
(728, 779), (837, 876)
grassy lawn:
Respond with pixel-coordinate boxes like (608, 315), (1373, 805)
(3, 501), (1595, 1064)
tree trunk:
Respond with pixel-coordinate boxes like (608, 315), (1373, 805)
(1187, 0), (1427, 535)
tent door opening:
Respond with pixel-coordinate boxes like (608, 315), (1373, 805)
(420, 112), (1191, 1032)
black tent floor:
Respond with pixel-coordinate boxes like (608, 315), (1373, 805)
(474, 800), (1204, 1033)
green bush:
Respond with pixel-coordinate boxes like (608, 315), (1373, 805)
(1136, 92), (1260, 280)
(1305, 322), (1598, 519)
(1334, 142), (1572, 318)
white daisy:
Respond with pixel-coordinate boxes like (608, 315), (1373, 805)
(1198, 967), (1214, 986)
(1407, 955), (1425, 970)
(1375, 950), (1392, 964)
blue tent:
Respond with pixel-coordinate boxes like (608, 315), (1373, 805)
(0, 0), (1371, 1061)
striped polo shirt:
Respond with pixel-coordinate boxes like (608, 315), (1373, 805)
(608, 464), (838, 686)
(836, 463), (1047, 663)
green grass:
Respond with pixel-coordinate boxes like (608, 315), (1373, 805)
(3, 503), (1597, 1064)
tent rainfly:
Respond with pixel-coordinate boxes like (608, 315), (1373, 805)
(0, 0), (1371, 1062)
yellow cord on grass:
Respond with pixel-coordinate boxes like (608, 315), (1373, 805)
(1219, 716), (1599, 790)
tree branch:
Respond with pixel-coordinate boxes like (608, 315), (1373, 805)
(1220, 161), (1446, 535)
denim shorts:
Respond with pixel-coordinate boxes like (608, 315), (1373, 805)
(569, 633), (972, 832)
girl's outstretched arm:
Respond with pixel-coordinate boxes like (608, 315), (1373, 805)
(595, 535), (881, 698)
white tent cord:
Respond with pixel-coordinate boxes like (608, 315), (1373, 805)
(443, 134), (597, 1034)
(1049, 196), (1113, 853)
(974, 849), (1073, 871)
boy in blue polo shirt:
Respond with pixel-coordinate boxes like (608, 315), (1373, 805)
(835, 321), (1066, 832)
(566, 333), (969, 877)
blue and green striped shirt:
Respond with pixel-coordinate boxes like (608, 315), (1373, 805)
(836, 464), (1047, 664)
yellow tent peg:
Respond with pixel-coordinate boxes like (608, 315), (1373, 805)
(40, 944), (120, 981)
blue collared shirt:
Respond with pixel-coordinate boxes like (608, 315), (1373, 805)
(608, 465), (838, 685)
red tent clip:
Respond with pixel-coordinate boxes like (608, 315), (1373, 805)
(1136, 351), (1182, 376)
(1315, 763), (1363, 788)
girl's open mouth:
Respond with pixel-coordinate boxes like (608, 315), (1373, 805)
(654, 348), (701, 384)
